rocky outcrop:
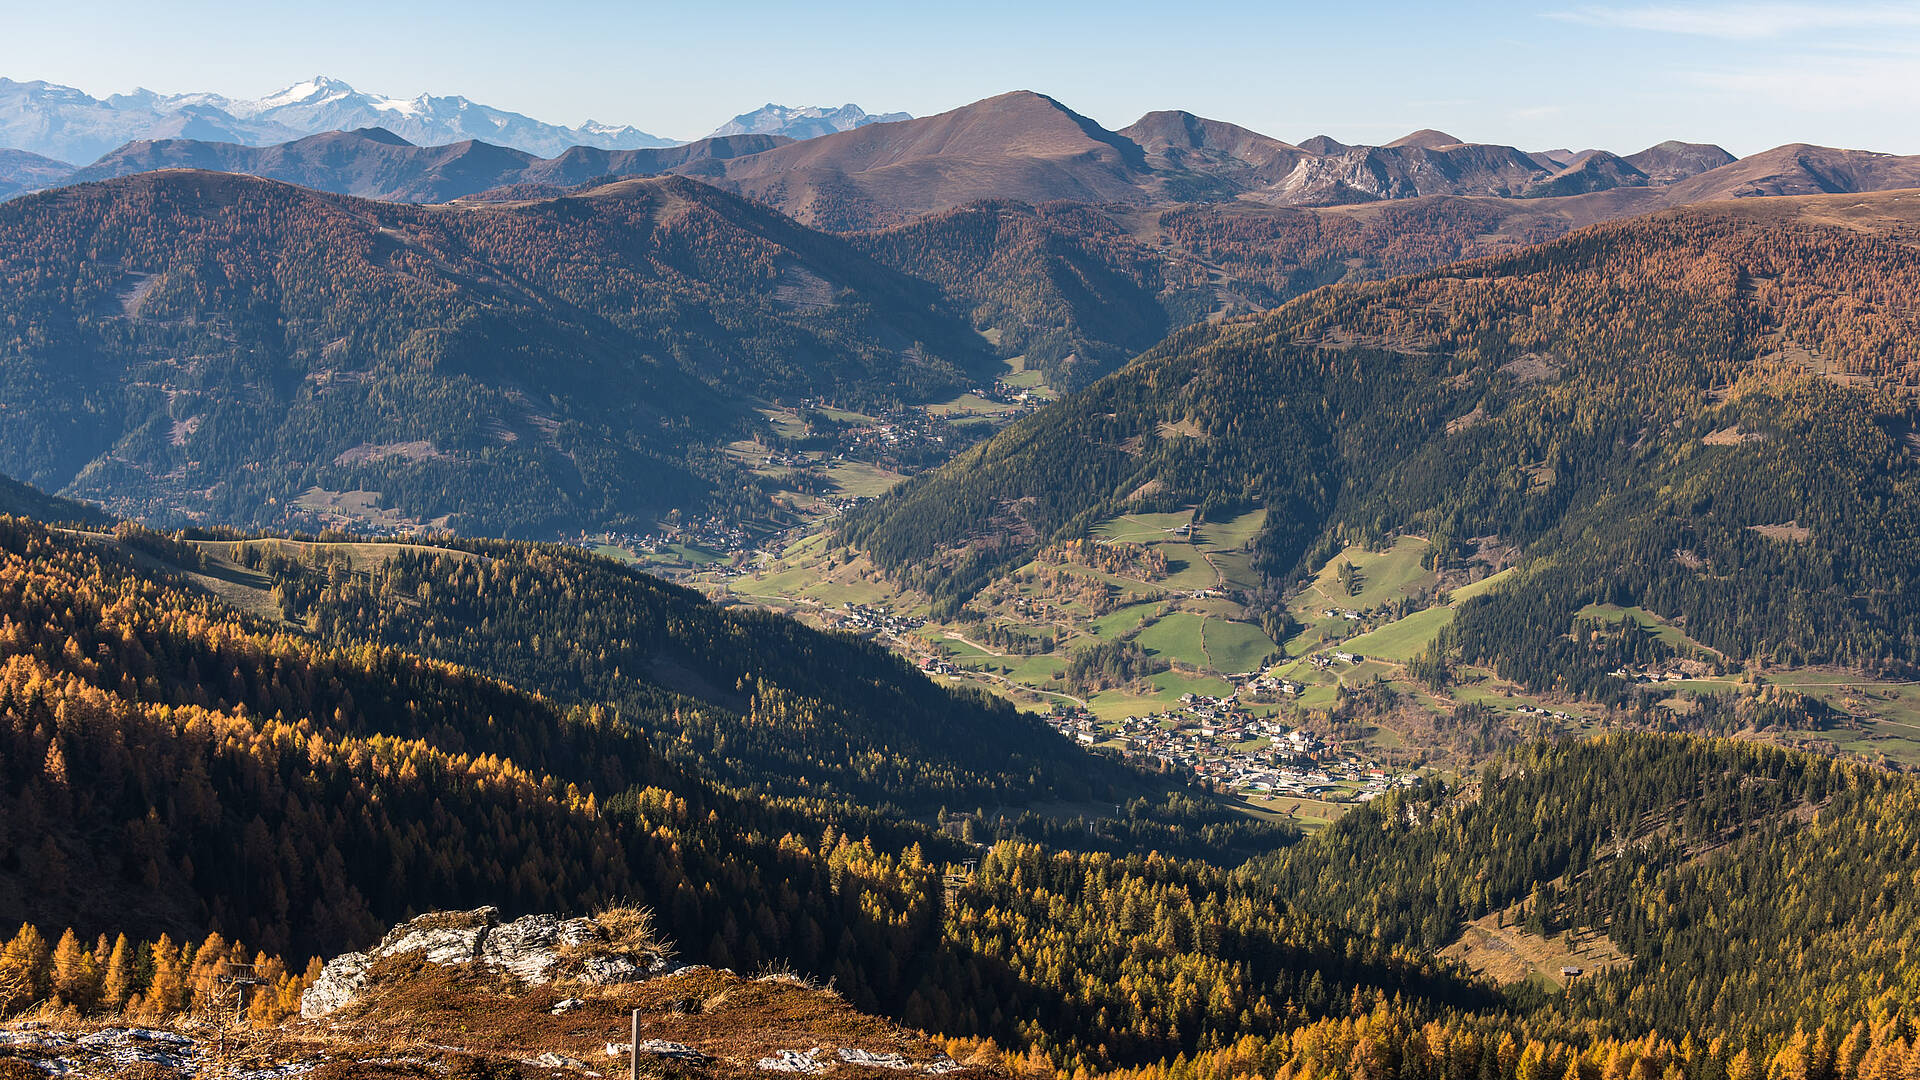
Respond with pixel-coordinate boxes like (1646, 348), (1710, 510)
(300, 906), (674, 1019)
(299, 950), (373, 1019)
(481, 911), (602, 980)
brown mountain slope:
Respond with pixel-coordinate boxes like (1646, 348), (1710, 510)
(1120, 110), (1304, 176)
(1527, 150), (1650, 198)
(52, 90), (1920, 234)
(0, 147), (76, 199)
(677, 91), (1155, 229)
(1624, 140), (1736, 182)
(1661, 143), (1920, 202)
(0, 952), (999, 1080)
(69, 92), (1920, 232)
(1386, 128), (1465, 149)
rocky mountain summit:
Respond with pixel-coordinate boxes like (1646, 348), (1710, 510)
(294, 905), (984, 1078)
(0, 906), (990, 1079)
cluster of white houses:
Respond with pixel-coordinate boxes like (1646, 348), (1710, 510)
(837, 602), (927, 635)
(1040, 694), (1417, 801)
(1608, 667), (1693, 683)
(576, 516), (754, 561)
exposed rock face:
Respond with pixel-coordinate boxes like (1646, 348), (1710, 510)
(582, 954), (647, 983)
(379, 907), (492, 965)
(299, 951), (372, 1019)
(301, 906), (674, 1018)
(483, 911), (603, 980)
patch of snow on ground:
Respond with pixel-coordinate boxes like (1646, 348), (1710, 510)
(760, 1047), (830, 1073)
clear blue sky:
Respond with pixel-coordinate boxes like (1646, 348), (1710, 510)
(5, 0), (1919, 154)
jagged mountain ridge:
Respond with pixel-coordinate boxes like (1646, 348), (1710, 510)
(708, 102), (912, 140)
(672, 95), (1758, 227)
(29, 86), (1920, 237)
(28, 90), (1864, 233)
(0, 73), (677, 163)
(201, 74), (678, 156)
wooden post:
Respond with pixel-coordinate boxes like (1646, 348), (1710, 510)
(631, 1008), (642, 1078)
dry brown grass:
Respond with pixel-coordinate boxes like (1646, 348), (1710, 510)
(1440, 913), (1629, 989)
(1497, 353), (1560, 384)
(592, 904), (675, 960)
(1702, 426), (1765, 446)
(308, 959), (987, 1080)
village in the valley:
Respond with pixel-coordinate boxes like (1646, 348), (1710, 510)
(553, 376), (1609, 816)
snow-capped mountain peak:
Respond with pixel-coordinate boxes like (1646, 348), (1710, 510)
(239, 75), (358, 116)
(369, 94), (432, 119)
(580, 119), (645, 137)
(0, 74), (679, 161)
(707, 102), (911, 141)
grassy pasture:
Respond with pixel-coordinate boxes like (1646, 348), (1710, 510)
(1575, 603), (1713, 654)
(1202, 618), (1279, 674)
(1135, 613), (1213, 667)
(1340, 606), (1454, 662)
(1094, 511), (1194, 543)
(824, 460), (906, 497)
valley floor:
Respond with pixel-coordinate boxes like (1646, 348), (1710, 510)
(685, 510), (1920, 786)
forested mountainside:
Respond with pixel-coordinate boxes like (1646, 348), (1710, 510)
(852, 201), (1200, 389)
(1258, 735), (1920, 1039)
(240, 537), (1129, 810)
(0, 473), (106, 525)
(0, 512), (1473, 1064)
(0, 154), (1615, 531)
(853, 197), (1575, 389)
(1098, 733), (1920, 1080)
(206, 531), (1295, 859)
(843, 192), (1920, 691)
(0, 170), (994, 534)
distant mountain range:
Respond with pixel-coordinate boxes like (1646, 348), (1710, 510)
(16, 84), (1920, 231)
(0, 74), (918, 165)
(708, 103), (911, 141)
(63, 127), (792, 203)
(0, 75), (682, 162)
(687, 93), (1920, 229)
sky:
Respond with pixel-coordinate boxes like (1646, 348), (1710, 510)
(4, 0), (1919, 154)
